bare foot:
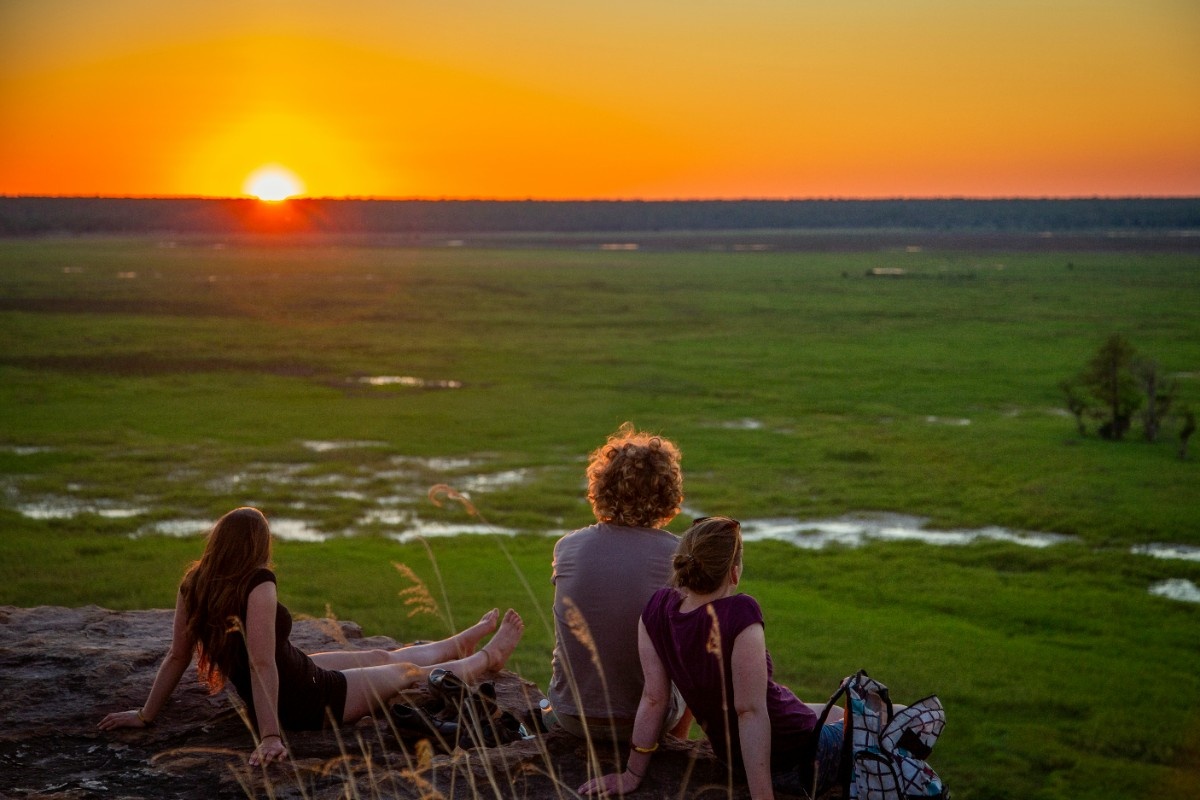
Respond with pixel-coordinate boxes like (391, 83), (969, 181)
(479, 609), (524, 673)
(453, 608), (499, 658)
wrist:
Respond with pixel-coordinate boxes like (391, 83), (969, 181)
(136, 709), (154, 726)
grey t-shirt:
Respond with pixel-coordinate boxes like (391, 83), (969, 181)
(548, 522), (678, 721)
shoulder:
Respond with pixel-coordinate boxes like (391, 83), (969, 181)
(731, 592), (763, 615)
(721, 593), (765, 627)
(556, 523), (600, 548)
(553, 525), (598, 561)
(647, 527), (680, 548)
(244, 568), (277, 599)
(643, 586), (681, 618)
(248, 568), (277, 589)
(245, 572), (278, 615)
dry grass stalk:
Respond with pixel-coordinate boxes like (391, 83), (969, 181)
(427, 483), (478, 518)
(705, 604), (735, 798)
(393, 562), (443, 621)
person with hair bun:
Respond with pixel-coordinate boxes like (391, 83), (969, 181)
(580, 516), (844, 800)
(99, 506), (524, 766)
(547, 423), (691, 744)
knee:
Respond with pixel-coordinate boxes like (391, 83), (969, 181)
(384, 661), (424, 692)
(353, 649), (392, 667)
(368, 649), (395, 664)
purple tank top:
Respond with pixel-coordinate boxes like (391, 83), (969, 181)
(642, 587), (817, 769)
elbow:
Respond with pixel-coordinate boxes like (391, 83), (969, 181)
(249, 655), (276, 675)
(164, 645), (193, 666)
(735, 703), (767, 724)
(641, 684), (670, 712)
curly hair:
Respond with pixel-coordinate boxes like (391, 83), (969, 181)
(586, 422), (683, 529)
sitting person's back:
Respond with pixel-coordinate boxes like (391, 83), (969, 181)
(580, 516), (845, 799)
(548, 423), (687, 742)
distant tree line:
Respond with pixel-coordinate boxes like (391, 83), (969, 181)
(1, 196), (1199, 236)
(1061, 334), (1195, 459)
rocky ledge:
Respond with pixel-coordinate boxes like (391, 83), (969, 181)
(0, 605), (775, 800)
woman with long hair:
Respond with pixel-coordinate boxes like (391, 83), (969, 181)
(99, 507), (524, 766)
(580, 516), (844, 800)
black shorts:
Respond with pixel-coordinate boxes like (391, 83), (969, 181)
(277, 666), (349, 731)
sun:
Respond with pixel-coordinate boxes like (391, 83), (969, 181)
(243, 164), (305, 201)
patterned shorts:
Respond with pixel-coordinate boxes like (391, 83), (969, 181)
(771, 721), (845, 797)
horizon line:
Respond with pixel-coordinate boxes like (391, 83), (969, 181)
(4, 194), (1199, 203)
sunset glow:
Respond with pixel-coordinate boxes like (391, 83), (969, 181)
(244, 165), (304, 202)
(0, 1), (1197, 199)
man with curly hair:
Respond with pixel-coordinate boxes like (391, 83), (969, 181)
(547, 423), (690, 744)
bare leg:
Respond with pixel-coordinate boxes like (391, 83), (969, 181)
(802, 703), (906, 724)
(387, 607), (499, 665)
(310, 649), (390, 670)
(340, 609), (524, 723)
(806, 703), (845, 723)
(310, 608), (499, 671)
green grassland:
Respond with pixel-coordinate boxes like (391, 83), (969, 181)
(1, 236), (1198, 799)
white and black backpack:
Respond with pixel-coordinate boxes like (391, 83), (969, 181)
(814, 669), (948, 800)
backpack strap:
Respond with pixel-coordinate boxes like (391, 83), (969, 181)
(813, 674), (852, 730)
(803, 671), (859, 798)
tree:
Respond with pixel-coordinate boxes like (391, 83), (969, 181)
(1133, 357), (1176, 443)
(1080, 334), (1142, 440)
(1058, 377), (1090, 436)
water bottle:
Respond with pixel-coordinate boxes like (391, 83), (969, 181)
(538, 698), (558, 730)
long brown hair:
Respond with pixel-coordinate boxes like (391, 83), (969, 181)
(179, 507), (272, 692)
(672, 516), (742, 594)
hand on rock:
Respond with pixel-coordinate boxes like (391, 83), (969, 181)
(249, 736), (288, 767)
(98, 710), (149, 731)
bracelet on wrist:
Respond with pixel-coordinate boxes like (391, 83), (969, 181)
(630, 741), (658, 754)
(136, 709), (153, 726)
(260, 733), (283, 743)
(626, 764), (644, 779)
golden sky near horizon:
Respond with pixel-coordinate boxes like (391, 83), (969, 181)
(1, 0), (1198, 200)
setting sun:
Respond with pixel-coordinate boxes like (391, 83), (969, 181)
(244, 165), (304, 201)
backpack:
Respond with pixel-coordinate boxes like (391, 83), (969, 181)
(814, 669), (948, 800)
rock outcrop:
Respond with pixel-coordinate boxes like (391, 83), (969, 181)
(0, 605), (768, 799)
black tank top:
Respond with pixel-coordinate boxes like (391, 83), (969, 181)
(226, 568), (348, 730)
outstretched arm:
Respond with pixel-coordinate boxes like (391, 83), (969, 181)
(244, 580), (287, 766)
(578, 619), (670, 795)
(98, 590), (194, 730)
(732, 622), (774, 800)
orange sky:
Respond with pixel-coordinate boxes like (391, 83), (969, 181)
(1, 0), (1198, 199)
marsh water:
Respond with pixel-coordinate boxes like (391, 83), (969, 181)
(5, 440), (1198, 604)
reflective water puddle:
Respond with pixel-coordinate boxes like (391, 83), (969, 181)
(358, 376), (463, 389)
(738, 513), (1073, 549)
(1130, 543), (1200, 562)
(1149, 579), (1200, 603)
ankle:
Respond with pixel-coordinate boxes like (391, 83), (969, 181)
(480, 645), (498, 673)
